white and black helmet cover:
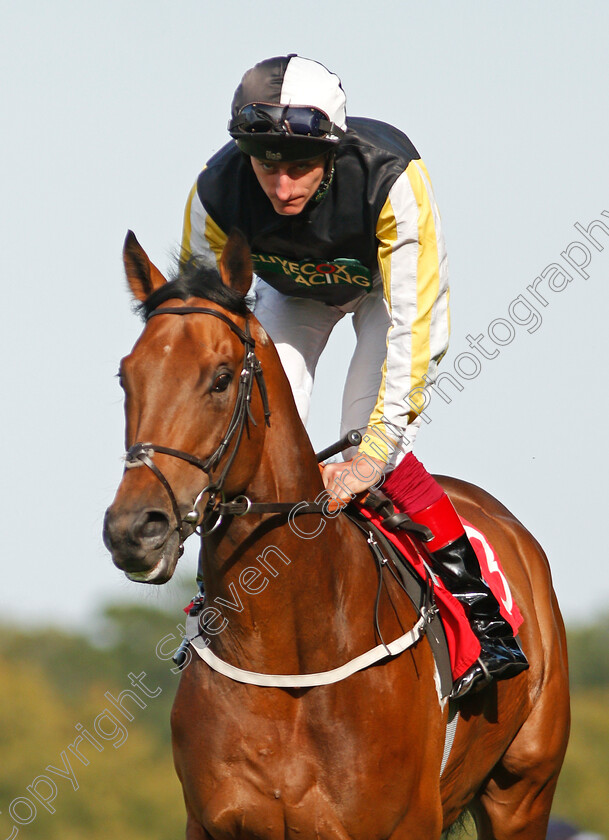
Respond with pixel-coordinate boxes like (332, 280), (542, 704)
(228, 55), (347, 161)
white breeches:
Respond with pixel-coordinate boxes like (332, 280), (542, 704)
(253, 279), (420, 466)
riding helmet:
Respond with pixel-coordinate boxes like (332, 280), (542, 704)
(228, 55), (347, 161)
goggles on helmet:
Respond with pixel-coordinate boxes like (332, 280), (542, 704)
(229, 103), (345, 141)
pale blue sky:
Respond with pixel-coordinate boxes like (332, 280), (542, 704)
(1, 0), (607, 628)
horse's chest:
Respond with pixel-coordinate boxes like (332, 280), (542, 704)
(173, 667), (438, 840)
(178, 716), (355, 837)
(200, 777), (355, 840)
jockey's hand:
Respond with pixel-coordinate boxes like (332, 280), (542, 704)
(322, 454), (386, 505)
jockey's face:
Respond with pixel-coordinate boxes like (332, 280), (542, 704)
(250, 155), (326, 216)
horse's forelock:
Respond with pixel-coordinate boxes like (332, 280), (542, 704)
(136, 259), (249, 321)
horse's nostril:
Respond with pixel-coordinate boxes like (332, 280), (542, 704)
(133, 510), (171, 544)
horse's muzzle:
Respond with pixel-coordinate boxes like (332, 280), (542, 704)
(102, 505), (182, 584)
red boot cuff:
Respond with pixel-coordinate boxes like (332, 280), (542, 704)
(382, 453), (444, 513)
(410, 494), (465, 552)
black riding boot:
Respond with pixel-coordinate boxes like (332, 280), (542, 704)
(428, 534), (529, 699)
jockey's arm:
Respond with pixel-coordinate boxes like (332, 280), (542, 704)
(181, 179), (228, 270)
(355, 159), (450, 474)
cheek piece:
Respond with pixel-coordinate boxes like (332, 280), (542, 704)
(310, 152), (335, 205)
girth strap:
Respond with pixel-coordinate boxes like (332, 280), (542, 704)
(344, 509), (454, 699)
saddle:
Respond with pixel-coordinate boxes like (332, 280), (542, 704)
(350, 491), (523, 690)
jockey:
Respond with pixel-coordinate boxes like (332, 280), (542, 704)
(180, 54), (528, 699)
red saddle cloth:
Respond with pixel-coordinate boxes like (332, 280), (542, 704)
(355, 506), (524, 680)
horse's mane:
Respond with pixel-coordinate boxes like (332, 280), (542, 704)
(137, 258), (249, 320)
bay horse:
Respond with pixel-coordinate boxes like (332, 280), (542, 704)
(103, 230), (570, 840)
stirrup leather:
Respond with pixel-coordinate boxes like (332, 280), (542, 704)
(359, 490), (434, 542)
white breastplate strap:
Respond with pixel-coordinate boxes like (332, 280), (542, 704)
(185, 612), (427, 688)
(440, 706), (460, 776)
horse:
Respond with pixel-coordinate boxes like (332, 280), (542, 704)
(103, 230), (570, 840)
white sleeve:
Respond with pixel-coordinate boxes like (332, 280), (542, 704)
(359, 159), (450, 463)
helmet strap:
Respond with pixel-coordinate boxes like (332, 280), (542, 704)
(310, 152), (335, 205)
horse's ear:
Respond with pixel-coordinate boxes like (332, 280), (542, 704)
(123, 230), (167, 302)
(219, 229), (253, 296)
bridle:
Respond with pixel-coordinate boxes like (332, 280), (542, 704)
(124, 305), (271, 555)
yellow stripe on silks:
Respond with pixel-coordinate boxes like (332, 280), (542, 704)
(360, 196), (400, 463)
(205, 213), (228, 270)
(180, 182), (198, 263)
(412, 160), (449, 352)
(359, 161), (444, 463)
(358, 426), (397, 463)
(415, 159), (435, 194)
(406, 159), (441, 417)
(443, 286), (451, 358)
(376, 196), (399, 308)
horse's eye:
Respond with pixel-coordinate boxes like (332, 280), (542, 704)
(212, 373), (232, 393)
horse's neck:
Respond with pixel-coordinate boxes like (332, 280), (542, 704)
(209, 392), (328, 586)
(244, 334), (327, 513)
(201, 366), (375, 671)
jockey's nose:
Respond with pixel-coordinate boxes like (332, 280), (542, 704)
(275, 171), (295, 201)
